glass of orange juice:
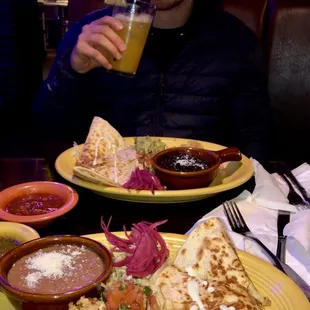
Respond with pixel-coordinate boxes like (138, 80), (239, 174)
(108, 0), (156, 77)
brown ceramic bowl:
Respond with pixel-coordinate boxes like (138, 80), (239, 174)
(0, 235), (113, 310)
(0, 181), (79, 228)
(151, 146), (242, 190)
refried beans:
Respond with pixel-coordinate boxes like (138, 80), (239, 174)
(8, 244), (105, 294)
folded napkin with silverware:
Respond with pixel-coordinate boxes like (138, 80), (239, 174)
(187, 159), (310, 285)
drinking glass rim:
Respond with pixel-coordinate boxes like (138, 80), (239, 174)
(120, 0), (156, 9)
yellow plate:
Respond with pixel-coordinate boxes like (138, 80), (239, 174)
(0, 222), (39, 243)
(0, 222), (40, 310)
(85, 232), (310, 310)
(1, 232), (309, 309)
(55, 137), (253, 203)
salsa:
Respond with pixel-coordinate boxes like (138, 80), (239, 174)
(158, 153), (209, 172)
(106, 280), (158, 310)
(6, 193), (64, 216)
(0, 237), (20, 257)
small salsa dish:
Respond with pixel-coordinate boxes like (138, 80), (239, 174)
(0, 181), (79, 228)
(0, 235), (113, 310)
(151, 146), (242, 190)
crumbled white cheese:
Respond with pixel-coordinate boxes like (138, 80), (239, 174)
(175, 155), (205, 169)
(126, 275), (133, 280)
(186, 266), (208, 290)
(186, 266), (197, 277)
(187, 280), (206, 310)
(24, 246), (84, 288)
(219, 306), (235, 310)
(207, 286), (215, 293)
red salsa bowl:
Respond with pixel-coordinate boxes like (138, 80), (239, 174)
(0, 181), (79, 228)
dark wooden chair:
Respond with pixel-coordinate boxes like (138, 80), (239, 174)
(68, 0), (106, 25)
(268, 0), (310, 165)
(224, 0), (268, 38)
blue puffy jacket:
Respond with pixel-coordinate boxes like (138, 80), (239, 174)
(34, 0), (269, 162)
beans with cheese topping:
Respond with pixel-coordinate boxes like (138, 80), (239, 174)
(158, 153), (209, 172)
(7, 244), (105, 294)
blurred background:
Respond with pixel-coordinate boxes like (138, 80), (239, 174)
(0, 0), (310, 167)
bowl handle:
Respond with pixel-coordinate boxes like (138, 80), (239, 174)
(214, 147), (242, 164)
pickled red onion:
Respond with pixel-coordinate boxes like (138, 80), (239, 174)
(101, 218), (169, 277)
(122, 168), (165, 194)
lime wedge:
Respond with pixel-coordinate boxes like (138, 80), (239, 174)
(105, 0), (128, 7)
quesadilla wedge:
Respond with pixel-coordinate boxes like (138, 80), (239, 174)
(151, 265), (262, 310)
(174, 218), (270, 307)
(74, 148), (137, 186)
(76, 117), (126, 167)
(74, 117), (138, 186)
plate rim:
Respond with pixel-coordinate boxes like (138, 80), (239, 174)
(0, 232), (309, 309)
(55, 137), (254, 197)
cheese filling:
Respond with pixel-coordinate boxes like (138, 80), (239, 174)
(186, 266), (208, 287)
(112, 145), (118, 184)
(186, 266), (197, 277)
(93, 136), (113, 166)
(219, 306), (235, 310)
(187, 280), (206, 310)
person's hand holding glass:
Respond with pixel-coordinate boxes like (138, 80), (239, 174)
(70, 0), (156, 77)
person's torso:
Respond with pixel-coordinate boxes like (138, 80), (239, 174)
(87, 10), (253, 146)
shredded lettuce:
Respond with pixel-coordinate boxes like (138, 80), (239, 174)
(73, 142), (81, 160)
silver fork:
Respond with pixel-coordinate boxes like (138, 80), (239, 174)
(297, 204), (310, 211)
(223, 201), (286, 272)
(223, 201), (310, 299)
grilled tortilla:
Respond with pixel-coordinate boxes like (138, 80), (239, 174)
(76, 117), (126, 167)
(74, 117), (137, 186)
(151, 265), (261, 310)
(174, 218), (270, 307)
(74, 147), (137, 186)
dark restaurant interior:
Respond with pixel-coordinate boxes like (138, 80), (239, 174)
(1, 0), (310, 165)
(0, 1), (310, 308)
(0, 0), (310, 234)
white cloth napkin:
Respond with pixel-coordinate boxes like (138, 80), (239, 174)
(186, 159), (310, 285)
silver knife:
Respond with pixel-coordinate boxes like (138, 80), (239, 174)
(276, 210), (290, 262)
(249, 234), (310, 299)
(279, 260), (310, 299)
(274, 215), (310, 299)
(284, 169), (310, 204)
